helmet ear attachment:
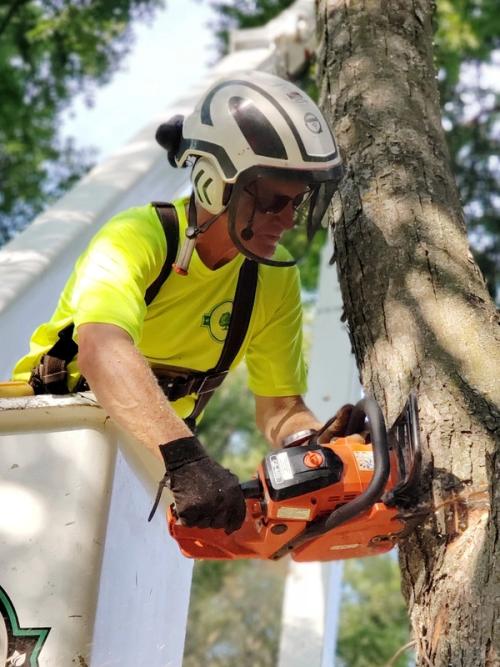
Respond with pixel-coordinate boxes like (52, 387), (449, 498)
(155, 115), (185, 168)
(191, 157), (227, 215)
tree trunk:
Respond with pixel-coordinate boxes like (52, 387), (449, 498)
(316, 1), (500, 665)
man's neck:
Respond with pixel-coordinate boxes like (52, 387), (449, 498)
(192, 206), (238, 270)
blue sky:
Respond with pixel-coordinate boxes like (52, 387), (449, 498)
(62, 0), (217, 159)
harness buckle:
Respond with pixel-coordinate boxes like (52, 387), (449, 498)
(194, 371), (228, 395)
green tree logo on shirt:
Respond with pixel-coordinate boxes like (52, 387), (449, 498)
(202, 301), (233, 342)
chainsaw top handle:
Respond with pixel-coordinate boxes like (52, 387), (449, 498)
(324, 396), (390, 532)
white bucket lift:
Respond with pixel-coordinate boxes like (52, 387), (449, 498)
(0, 394), (192, 666)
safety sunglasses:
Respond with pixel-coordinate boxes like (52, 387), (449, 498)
(244, 183), (312, 215)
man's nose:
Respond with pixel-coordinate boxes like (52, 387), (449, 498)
(278, 204), (296, 229)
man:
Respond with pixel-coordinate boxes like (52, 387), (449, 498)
(13, 71), (346, 534)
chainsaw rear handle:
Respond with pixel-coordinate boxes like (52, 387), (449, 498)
(324, 396), (390, 532)
(240, 478), (262, 499)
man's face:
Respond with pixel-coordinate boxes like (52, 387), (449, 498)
(234, 178), (310, 259)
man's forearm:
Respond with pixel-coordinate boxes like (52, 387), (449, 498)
(78, 323), (191, 459)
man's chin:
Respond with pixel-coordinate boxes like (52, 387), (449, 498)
(248, 240), (278, 259)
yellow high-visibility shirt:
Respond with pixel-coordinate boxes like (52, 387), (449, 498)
(13, 199), (307, 419)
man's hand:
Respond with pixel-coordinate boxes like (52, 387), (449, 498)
(159, 436), (246, 534)
(322, 403), (354, 440)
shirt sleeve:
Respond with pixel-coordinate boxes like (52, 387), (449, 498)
(245, 265), (307, 397)
(71, 206), (166, 344)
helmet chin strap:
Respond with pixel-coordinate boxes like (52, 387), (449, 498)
(173, 194), (225, 275)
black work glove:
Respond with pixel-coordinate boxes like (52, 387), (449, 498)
(149, 436), (246, 535)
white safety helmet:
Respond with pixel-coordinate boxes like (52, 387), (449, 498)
(156, 70), (343, 267)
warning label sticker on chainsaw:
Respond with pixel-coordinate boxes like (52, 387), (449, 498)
(270, 452), (294, 484)
(354, 450), (374, 471)
(329, 543), (362, 551)
(277, 507), (311, 521)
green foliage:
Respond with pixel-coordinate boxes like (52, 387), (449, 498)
(434, 1), (500, 299)
(197, 365), (268, 476)
(283, 226), (327, 291)
(435, 0), (500, 92)
(0, 0), (163, 243)
(184, 559), (287, 667)
(336, 555), (412, 667)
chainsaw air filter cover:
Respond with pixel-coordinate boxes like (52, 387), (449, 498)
(264, 445), (343, 501)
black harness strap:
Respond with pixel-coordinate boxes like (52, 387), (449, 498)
(189, 258), (258, 423)
(145, 203), (179, 305)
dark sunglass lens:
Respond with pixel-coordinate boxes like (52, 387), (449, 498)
(265, 194), (290, 214)
(292, 193), (304, 210)
(248, 183), (312, 214)
(292, 190), (311, 210)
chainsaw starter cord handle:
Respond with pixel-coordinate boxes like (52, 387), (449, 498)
(149, 436), (246, 534)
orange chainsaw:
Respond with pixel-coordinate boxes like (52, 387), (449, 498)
(167, 394), (422, 562)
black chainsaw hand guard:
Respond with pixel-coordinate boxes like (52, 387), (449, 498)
(149, 436), (246, 535)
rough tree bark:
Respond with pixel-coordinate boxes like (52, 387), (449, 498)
(316, 1), (500, 665)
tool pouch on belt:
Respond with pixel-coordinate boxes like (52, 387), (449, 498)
(30, 354), (69, 395)
(29, 354), (90, 395)
(28, 322), (80, 395)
